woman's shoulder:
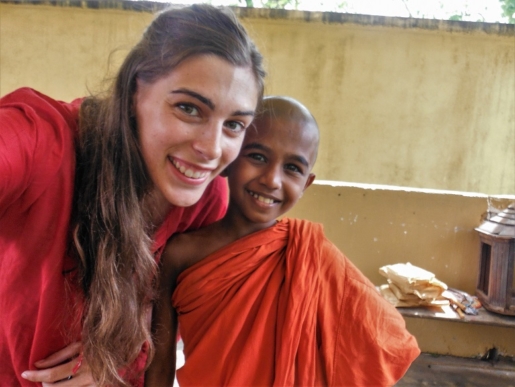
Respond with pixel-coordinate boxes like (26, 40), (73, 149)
(0, 88), (81, 206)
(1, 87), (46, 103)
(1, 87), (82, 109)
(0, 87), (83, 134)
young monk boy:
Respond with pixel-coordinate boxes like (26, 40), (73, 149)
(146, 96), (420, 387)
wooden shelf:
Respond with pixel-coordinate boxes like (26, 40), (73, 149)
(398, 305), (515, 328)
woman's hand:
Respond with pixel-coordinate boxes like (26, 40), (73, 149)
(21, 342), (97, 386)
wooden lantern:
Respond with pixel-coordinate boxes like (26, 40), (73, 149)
(475, 203), (515, 316)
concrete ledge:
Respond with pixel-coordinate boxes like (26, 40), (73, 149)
(398, 305), (515, 329)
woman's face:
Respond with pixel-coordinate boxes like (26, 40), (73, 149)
(134, 54), (259, 212)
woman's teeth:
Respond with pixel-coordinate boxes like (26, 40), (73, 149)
(172, 160), (208, 179)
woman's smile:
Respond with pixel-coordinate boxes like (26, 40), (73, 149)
(170, 157), (211, 182)
(133, 54), (259, 209)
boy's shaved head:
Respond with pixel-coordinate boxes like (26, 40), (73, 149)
(227, 95), (319, 225)
(260, 96), (318, 126)
(252, 96), (320, 164)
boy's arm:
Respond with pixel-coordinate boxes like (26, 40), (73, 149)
(145, 249), (180, 387)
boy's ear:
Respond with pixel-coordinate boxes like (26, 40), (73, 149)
(302, 173), (316, 193)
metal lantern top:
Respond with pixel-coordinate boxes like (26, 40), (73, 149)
(476, 203), (515, 239)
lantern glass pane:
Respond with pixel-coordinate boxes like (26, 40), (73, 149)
(479, 242), (491, 296)
(512, 258), (515, 297)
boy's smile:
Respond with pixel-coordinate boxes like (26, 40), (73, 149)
(247, 189), (280, 205)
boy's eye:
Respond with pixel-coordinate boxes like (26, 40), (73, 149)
(177, 103), (199, 116)
(225, 120), (245, 133)
(248, 153), (266, 162)
(285, 164), (303, 174)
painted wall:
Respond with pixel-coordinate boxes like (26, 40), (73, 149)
(1, 2), (514, 194)
(242, 12), (515, 196)
(286, 181), (515, 358)
(286, 181), (514, 296)
(0, 3), (152, 100)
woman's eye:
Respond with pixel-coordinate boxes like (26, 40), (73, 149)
(225, 121), (245, 133)
(178, 103), (199, 116)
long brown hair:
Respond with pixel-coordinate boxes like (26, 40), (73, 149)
(72, 4), (265, 385)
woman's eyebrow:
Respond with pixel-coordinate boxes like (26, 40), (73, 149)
(234, 110), (255, 117)
(171, 88), (255, 117)
(172, 88), (214, 109)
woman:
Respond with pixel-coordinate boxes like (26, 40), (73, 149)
(0, 4), (265, 386)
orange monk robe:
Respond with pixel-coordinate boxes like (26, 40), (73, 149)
(173, 218), (420, 386)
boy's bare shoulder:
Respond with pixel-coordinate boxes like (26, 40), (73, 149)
(161, 223), (221, 274)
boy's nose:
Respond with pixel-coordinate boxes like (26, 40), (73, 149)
(260, 164), (281, 189)
(193, 122), (223, 160)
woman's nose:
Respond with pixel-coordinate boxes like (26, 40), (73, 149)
(192, 122), (223, 160)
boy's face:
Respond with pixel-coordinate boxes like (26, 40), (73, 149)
(226, 115), (317, 227)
